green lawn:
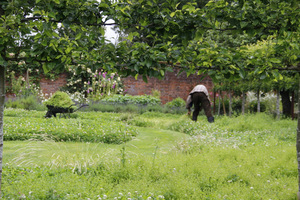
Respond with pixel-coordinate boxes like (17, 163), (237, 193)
(1, 110), (298, 199)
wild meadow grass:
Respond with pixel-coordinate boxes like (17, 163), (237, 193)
(2, 109), (298, 199)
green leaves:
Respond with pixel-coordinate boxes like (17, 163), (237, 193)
(1, 0), (299, 87)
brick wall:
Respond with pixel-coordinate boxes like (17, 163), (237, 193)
(122, 68), (213, 104)
(39, 70), (213, 104)
(40, 73), (68, 98)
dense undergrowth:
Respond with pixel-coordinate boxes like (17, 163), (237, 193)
(2, 109), (298, 199)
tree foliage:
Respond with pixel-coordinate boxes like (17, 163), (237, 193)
(115, 0), (299, 77)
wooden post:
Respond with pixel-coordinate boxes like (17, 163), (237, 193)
(276, 90), (280, 120)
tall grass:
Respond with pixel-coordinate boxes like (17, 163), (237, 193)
(2, 111), (297, 199)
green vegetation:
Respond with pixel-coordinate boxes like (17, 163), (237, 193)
(165, 97), (186, 108)
(3, 109), (137, 144)
(2, 110), (297, 199)
(1, 0), (299, 197)
(101, 94), (161, 106)
(43, 91), (76, 109)
(5, 95), (46, 111)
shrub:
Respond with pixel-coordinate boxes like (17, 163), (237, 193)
(151, 89), (161, 99)
(165, 97), (186, 108)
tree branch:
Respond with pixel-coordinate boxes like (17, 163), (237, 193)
(20, 16), (117, 26)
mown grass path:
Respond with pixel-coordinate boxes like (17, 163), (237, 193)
(126, 127), (190, 154)
(3, 127), (189, 166)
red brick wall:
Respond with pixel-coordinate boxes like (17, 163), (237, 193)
(122, 69), (213, 104)
(40, 73), (68, 98)
(39, 70), (213, 104)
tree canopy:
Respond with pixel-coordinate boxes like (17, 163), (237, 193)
(1, 0), (299, 80)
(114, 0), (300, 81)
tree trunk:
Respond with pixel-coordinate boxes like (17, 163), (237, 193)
(292, 91), (295, 120)
(221, 92), (226, 116)
(257, 89), (260, 113)
(0, 66), (5, 195)
(213, 91), (216, 114)
(229, 91), (232, 117)
(242, 92), (246, 115)
(296, 79), (300, 199)
(218, 91), (221, 116)
(280, 89), (292, 117)
(276, 91), (280, 120)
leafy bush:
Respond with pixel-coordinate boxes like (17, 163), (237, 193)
(165, 97), (186, 108)
(43, 91), (75, 109)
(151, 89), (161, 99)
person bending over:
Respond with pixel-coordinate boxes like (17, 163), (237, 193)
(186, 84), (214, 123)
